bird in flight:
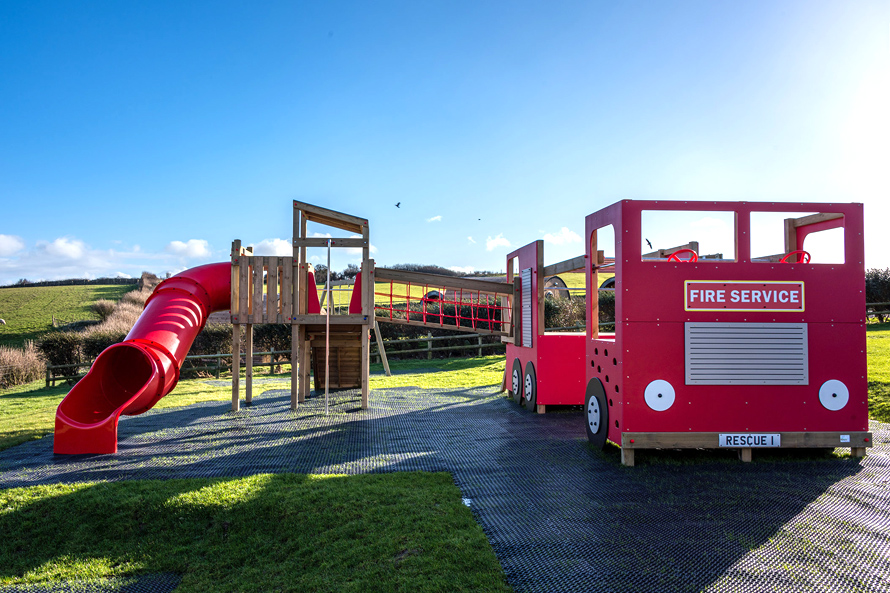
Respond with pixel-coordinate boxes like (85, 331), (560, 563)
(645, 238), (653, 250)
(395, 202), (401, 208)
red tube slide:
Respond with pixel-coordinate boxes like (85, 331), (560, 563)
(54, 262), (231, 454)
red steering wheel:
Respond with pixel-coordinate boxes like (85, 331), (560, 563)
(780, 250), (811, 264)
(667, 248), (699, 263)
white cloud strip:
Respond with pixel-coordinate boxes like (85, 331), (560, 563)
(542, 227), (581, 245)
(486, 234), (511, 251)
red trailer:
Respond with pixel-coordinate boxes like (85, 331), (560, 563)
(504, 240), (587, 413)
(583, 200), (871, 465)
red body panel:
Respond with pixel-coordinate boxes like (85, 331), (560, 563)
(584, 200), (867, 448)
(504, 241), (588, 406)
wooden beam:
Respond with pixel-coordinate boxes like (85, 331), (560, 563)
(542, 255), (585, 277)
(375, 267), (514, 295)
(790, 212), (843, 228)
(621, 431), (872, 449)
(293, 237), (368, 248)
(293, 200), (367, 234)
(291, 314), (369, 325)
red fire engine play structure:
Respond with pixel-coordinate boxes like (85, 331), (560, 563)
(587, 200), (870, 465)
(55, 199), (870, 465)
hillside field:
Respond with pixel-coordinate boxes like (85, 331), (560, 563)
(0, 285), (135, 348)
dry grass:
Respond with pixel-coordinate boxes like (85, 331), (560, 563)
(0, 341), (44, 389)
(80, 289), (151, 339)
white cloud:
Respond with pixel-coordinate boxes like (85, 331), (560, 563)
(166, 239), (211, 258)
(43, 237), (86, 259)
(543, 227), (581, 245)
(0, 235), (25, 257)
(467, 236), (476, 244)
(449, 265), (475, 274)
(252, 238), (292, 256)
(115, 272), (132, 279)
(486, 234), (511, 251)
(427, 215), (442, 223)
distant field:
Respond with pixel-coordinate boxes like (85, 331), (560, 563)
(0, 285), (135, 348)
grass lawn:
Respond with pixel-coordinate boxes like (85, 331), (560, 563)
(0, 356), (512, 591)
(0, 284), (135, 348)
(0, 473), (511, 592)
(867, 322), (890, 423)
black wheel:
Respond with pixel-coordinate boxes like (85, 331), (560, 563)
(523, 361), (537, 410)
(584, 378), (609, 448)
(509, 358), (523, 403)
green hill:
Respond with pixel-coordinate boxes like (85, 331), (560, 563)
(0, 285), (135, 348)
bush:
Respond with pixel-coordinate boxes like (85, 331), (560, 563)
(37, 332), (83, 368)
(82, 330), (128, 359)
(0, 341), (44, 389)
(90, 299), (116, 321)
(254, 324), (291, 353)
(189, 323), (233, 356)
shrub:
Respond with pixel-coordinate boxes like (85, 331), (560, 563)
(189, 323), (233, 356)
(121, 289), (151, 308)
(0, 341), (44, 389)
(37, 332), (83, 368)
(82, 330), (128, 359)
(90, 299), (116, 321)
(254, 324), (291, 354)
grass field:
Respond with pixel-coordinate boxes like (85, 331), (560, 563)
(0, 356), (511, 592)
(0, 284), (135, 348)
(0, 473), (511, 592)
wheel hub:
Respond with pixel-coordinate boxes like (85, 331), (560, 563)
(587, 397), (600, 430)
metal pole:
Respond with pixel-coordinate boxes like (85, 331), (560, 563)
(325, 239), (331, 415)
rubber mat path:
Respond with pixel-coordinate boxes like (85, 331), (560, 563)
(1, 384), (890, 592)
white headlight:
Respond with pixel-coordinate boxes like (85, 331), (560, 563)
(819, 380), (849, 411)
(644, 379), (675, 411)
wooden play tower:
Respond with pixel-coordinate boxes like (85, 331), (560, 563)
(230, 201), (374, 411)
(230, 200), (515, 412)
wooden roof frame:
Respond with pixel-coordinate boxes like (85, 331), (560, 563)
(293, 200), (368, 235)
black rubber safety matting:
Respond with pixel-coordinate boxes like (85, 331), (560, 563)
(2, 385), (890, 592)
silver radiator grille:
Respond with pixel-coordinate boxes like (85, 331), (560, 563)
(685, 322), (808, 385)
(521, 268), (532, 348)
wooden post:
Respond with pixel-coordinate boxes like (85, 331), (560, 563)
(621, 447), (635, 467)
(851, 447), (866, 458)
(231, 240), (242, 412)
(215, 351), (221, 379)
(245, 324), (253, 405)
(360, 258), (371, 409)
(740, 448), (753, 462)
(477, 335), (483, 357)
(232, 325), (241, 412)
(373, 318), (391, 377)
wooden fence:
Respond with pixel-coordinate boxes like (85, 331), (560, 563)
(44, 333), (506, 387)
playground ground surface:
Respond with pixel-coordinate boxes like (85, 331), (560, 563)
(2, 370), (890, 592)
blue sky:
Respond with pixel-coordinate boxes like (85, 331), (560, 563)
(1, 0), (888, 285)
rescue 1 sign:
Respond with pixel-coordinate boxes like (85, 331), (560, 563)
(684, 281), (805, 312)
